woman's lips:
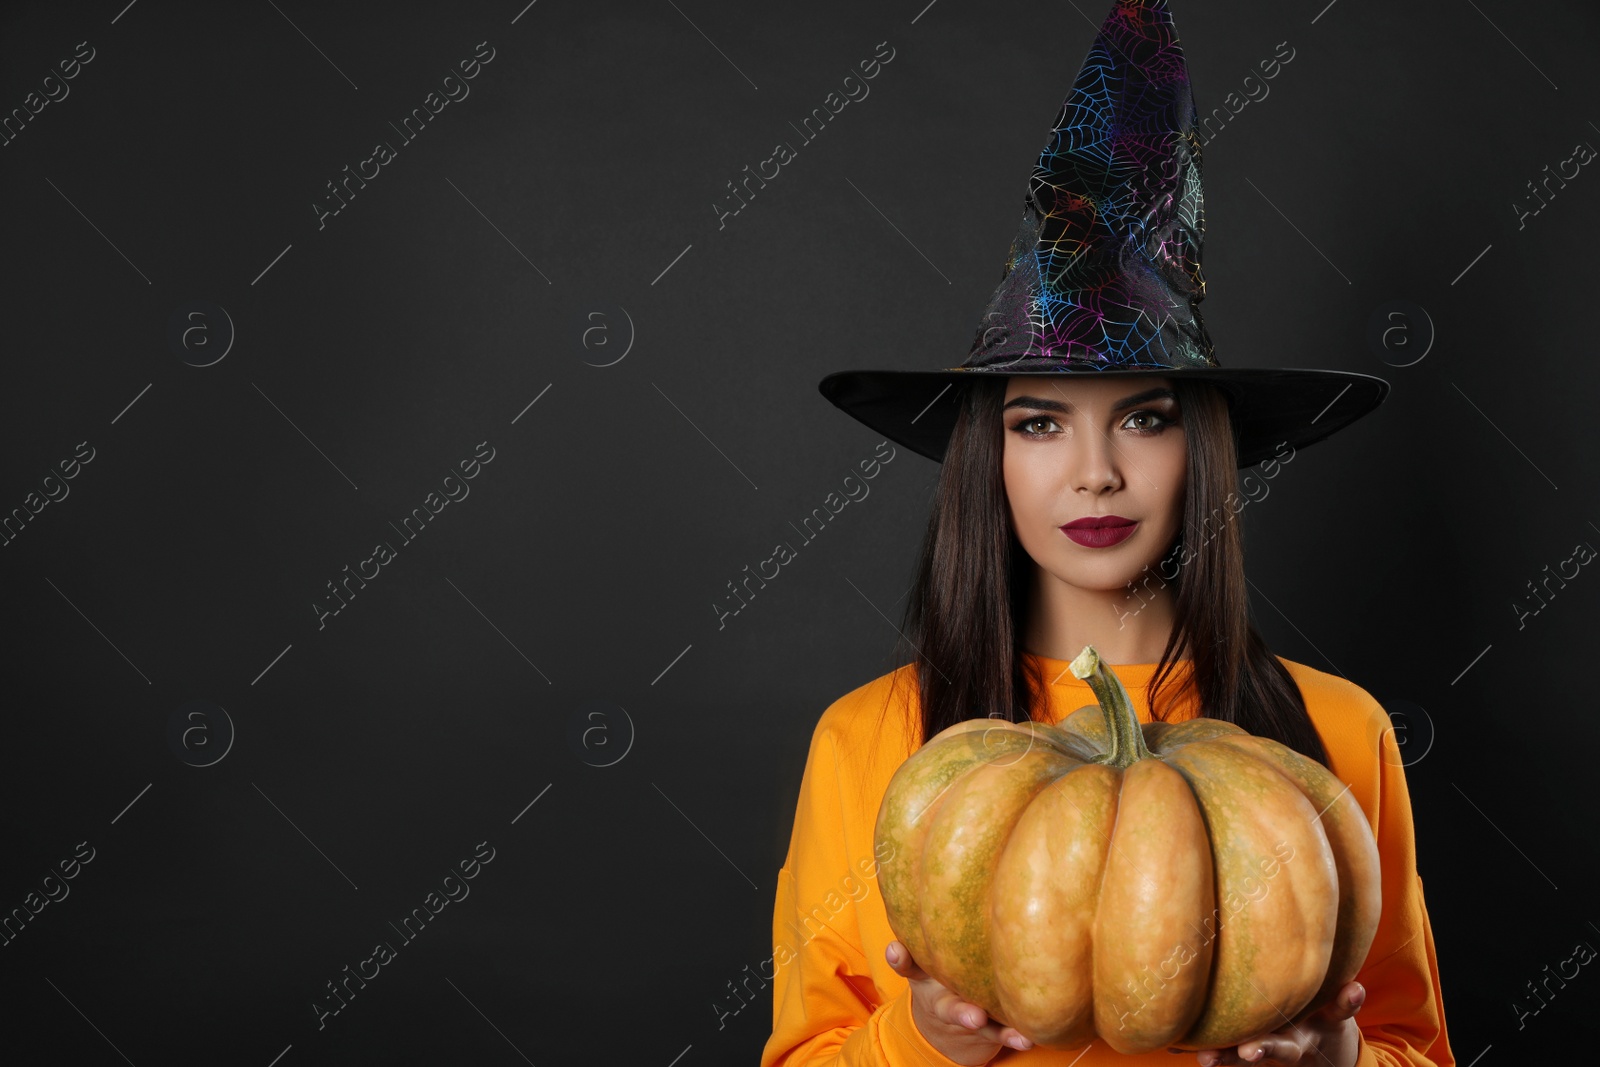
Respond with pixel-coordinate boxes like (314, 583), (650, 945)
(1059, 519), (1137, 548)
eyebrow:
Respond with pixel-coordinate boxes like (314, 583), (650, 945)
(1002, 387), (1178, 414)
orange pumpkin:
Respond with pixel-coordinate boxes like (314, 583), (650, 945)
(873, 644), (1381, 1054)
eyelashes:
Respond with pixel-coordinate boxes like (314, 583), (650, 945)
(1013, 416), (1056, 438)
(1124, 410), (1176, 435)
(1009, 409), (1178, 439)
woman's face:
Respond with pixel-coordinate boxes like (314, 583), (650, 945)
(1001, 374), (1188, 592)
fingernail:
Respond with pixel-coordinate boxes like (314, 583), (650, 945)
(1244, 1049), (1265, 1063)
(1008, 1035), (1033, 1050)
(964, 1010), (982, 1028)
(886, 944), (899, 964)
(1352, 985), (1367, 1011)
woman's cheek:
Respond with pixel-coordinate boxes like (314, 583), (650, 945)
(1007, 469), (1052, 545)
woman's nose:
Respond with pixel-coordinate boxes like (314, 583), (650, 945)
(1069, 425), (1123, 493)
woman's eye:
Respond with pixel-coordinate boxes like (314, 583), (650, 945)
(1012, 410), (1176, 437)
(1124, 409), (1175, 435)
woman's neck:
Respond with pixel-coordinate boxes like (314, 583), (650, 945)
(1020, 562), (1179, 665)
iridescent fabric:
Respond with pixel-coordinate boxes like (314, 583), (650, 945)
(963, 0), (1216, 373)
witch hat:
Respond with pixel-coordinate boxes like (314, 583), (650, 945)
(818, 0), (1387, 469)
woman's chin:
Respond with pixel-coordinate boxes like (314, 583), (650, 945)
(1045, 564), (1158, 594)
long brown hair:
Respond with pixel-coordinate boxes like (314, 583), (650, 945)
(878, 374), (1331, 769)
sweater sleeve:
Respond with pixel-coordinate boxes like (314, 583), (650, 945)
(1345, 705), (1455, 1067)
(759, 708), (973, 1067)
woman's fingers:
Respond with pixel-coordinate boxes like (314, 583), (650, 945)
(998, 1027), (1035, 1051)
(884, 940), (930, 981)
(934, 989), (987, 1030)
(884, 940), (1035, 1052)
(1313, 981), (1365, 1022)
(966, 1023), (1032, 1052)
(934, 991), (1036, 1049)
(965, 1022), (1028, 1050)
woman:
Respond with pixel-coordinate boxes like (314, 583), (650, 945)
(761, 2), (1452, 1065)
(760, 370), (1453, 1067)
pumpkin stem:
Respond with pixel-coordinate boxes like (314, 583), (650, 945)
(1068, 644), (1152, 768)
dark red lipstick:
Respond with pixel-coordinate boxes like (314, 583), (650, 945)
(1060, 515), (1137, 548)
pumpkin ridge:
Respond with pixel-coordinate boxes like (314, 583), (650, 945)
(989, 759), (1120, 1043)
(1091, 758), (1214, 1053)
(1032, 717), (1124, 1028)
(1156, 744), (1254, 1045)
(876, 722), (1019, 970)
(1204, 733), (1382, 1016)
(921, 743), (1076, 1008)
(910, 732), (1019, 972)
(1086, 764), (1124, 1041)
(1160, 739), (1337, 1047)
(985, 751), (1100, 1025)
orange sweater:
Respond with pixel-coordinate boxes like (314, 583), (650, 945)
(761, 653), (1454, 1067)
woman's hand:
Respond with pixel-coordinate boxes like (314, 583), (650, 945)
(1173, 981), (1366, 1066)
(885, 940), (1034, 1065)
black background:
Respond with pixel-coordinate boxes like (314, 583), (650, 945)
(0, 0), (1594, 1063)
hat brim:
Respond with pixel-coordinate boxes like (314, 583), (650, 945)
(817, 365), (1389, 469)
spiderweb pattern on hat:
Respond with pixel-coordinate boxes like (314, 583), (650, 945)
(965, 0), (1218, 374)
